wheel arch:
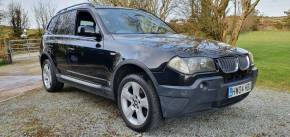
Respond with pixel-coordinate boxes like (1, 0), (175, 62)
(40, 53), (49, 67)
(40, 52), (59, 74)
(111, 60), (160, 101)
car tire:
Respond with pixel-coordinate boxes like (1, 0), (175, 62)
(117, 74), (162, 132)
(42, 59), (64, 92)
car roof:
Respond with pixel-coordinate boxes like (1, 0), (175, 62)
(56, 3), (135, 15)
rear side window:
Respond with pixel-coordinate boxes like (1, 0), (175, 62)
(47, 16), (59, 34)
(56, 11), (77, 35)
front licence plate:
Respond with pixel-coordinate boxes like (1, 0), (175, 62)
(228, 82), (252, 98)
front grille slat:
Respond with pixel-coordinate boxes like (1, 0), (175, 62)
(217, 56), (250, 73)
(217, 57), (239, 73)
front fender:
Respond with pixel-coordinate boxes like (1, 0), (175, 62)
(111, 59), (160, 90)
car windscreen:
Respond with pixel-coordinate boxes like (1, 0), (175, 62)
(96, 8), (176, 34)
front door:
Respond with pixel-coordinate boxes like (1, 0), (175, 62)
(67, 10), (109, 86)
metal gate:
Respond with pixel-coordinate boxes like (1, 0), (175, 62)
(7, 39), (41, 63)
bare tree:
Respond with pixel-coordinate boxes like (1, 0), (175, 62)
(7, 1), (29, 38)
(229, 0), (260, 46)
(158, 0), (178, 20)
(0, 0), (4, 24)
(0, 11), (3, 24)
(178, 0), (260, 46)
(89, 0), (176, 21)
(177, 0), (230, 41)
(33, 0), (56, 34)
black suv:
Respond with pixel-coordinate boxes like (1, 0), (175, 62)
(40, 3), (258, 132)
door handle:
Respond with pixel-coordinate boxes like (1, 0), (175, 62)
(68, 47), (75, 51)
(110, 52), (116, 56)
(96, 43), (101, 48)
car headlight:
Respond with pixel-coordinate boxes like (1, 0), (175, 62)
(248, 52), (254, 65)
(168, 57), (216, 74)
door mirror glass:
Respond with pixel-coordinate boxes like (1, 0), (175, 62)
(77, 26), (96, 36)
(77, 26), (102, 42)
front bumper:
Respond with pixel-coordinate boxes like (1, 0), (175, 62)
(156, 68), (258, 118)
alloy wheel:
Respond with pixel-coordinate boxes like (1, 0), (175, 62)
(43, 63), (52, 89)
(120, 81), (149, 126)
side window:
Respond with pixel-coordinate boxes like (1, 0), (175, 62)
(56, 11), (76, 35)
(76, 11), (99, 36)
(47, 16), (59, 34)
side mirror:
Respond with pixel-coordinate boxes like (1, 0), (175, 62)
(78, 26), (95, 36)
(78, 26), (102, 42)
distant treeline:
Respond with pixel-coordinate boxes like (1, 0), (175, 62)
(0, 25), (41, 39)
(170, 15), (290, 39)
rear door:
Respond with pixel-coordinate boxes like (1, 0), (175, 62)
(43, 15), (59, 68)
(53, 10), (77, 76)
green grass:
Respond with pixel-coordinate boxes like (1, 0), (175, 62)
(238, 31), (290, 91)
(0, 59), (4, 66)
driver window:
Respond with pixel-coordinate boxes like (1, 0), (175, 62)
(76, 11), (98, 36)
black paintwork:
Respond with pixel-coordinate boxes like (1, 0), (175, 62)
(40, 4), (258, 117)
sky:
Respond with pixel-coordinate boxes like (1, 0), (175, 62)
(0, 0), (290, 28)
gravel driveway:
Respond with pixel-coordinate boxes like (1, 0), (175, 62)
(0, 87), (289, 137)
(0, 58), (42, 101)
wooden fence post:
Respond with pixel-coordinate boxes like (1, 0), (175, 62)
(5, 40), (13, 64)
(26, 39), (30, 56)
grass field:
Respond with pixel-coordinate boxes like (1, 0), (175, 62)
(238, 31), (290, 91)
(0, 59), (4, 66)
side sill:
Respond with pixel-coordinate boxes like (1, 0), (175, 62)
(57, 74), (115, 101)
(60, 75), (102, 89)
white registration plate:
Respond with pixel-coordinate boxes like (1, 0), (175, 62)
(228, 82), (252, 98)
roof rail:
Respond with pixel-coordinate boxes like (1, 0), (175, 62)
(56, 3), (95, 14)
